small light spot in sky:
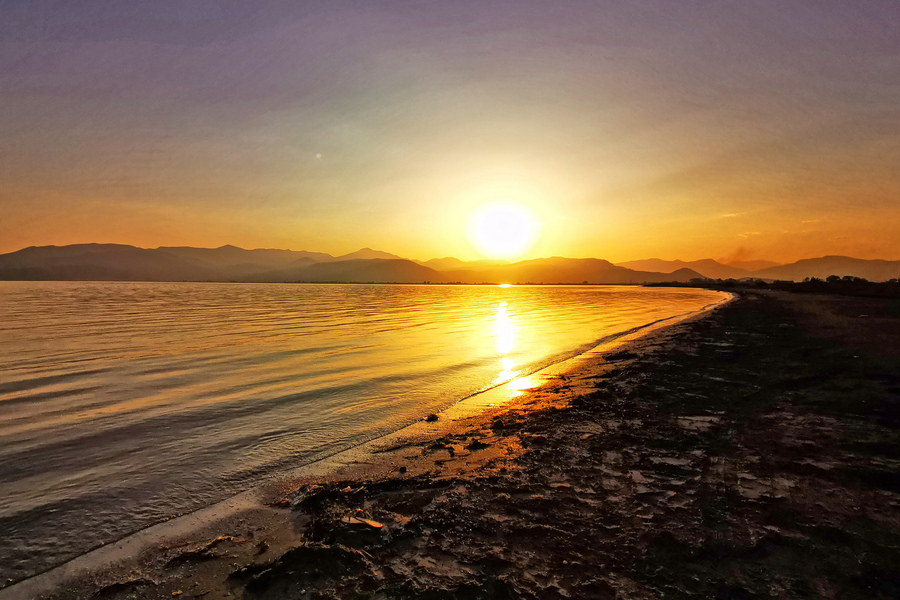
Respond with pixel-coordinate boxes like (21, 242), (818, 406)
(316, 153), (322, 159)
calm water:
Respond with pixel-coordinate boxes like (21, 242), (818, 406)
(0, 282), (725, 583)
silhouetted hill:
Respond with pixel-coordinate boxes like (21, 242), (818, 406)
(725, 259), (781, 271)
(0, 244), (215, 281)
(617, 258), (749, 280)
(333, 248), (404, 261)
(616, 256), (900, 282)
(753, 256), (900, 282)
(4, 244), (894, 285)
(159, 245), (332, 267)
(0, 245), (707, 284)
(0, 244), (417, 282)
(156, 245), (335, 279)
(419, 257), (511, 271)
(264, 259), (442, 283)
(443, 258), (704, 284)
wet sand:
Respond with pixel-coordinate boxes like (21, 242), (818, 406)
(8, 290), (900, 599)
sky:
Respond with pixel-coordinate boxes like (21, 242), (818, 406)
(1, 0), (898, 263)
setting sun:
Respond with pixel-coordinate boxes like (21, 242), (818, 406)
(468, 201), (541, 259)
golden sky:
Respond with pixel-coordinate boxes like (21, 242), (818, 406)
(1, 1), (898, 262)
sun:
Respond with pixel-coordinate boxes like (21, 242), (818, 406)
(468, 200), (540, 259)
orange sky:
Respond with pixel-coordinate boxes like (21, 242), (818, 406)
(1, 1), (898, 263)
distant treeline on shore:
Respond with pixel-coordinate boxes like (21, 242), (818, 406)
(650, 275), (900, 298)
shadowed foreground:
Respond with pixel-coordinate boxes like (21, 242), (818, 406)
(42, 291), (900, 599)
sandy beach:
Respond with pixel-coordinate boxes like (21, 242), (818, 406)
(7, 289), (900, 600)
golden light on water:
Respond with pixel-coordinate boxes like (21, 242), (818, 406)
(468, 201), (541, 260)
(494, 301), (519, 384)
(494, 301), (516, 357)
(491, 299), (544, 397)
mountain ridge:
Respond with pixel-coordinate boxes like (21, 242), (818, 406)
(616, 258), (751, 280)
(0, 244), (897, 283)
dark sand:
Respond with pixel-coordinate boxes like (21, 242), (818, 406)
(11, 290), (900, 599)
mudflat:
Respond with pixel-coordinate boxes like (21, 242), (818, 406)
(18, 290), (900, 599)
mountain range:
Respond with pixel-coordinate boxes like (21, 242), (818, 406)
(616, 256), (900, 283)
(0, 244), (898, 284)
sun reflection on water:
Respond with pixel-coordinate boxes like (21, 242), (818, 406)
(491, 299), (543, 397)
(495, 301), (515, 355)
(493, 301), (518, 382)
(494, 302), (522, 385)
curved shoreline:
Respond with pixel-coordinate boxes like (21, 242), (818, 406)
(1, 291), (734, 599)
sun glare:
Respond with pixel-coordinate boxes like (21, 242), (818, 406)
(468, 201), (540, 259)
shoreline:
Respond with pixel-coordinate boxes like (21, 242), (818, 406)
(8, 288), (900, 598)
(1, 294), (732, 599)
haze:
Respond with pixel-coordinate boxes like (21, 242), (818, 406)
(1, 1), (898, 263)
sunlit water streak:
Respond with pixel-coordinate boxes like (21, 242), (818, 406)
(0, 282), (725, 584)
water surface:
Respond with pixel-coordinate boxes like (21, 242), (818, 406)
(0, 282), (725, 584)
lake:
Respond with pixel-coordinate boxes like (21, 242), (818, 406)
(0, 282), (726, 584)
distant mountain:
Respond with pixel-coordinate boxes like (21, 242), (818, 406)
(616, 258), (749, 280)
(250, 256), (700, 284)
(251, 259), (442, 283)
(158, 245), (332, 267)
(333, 248), (404, 261)
(725, 259), (781, 271)
(443, 257), (704, 284)
(753, 256), (900, 282)
(156, 245), (334, 279)
(0, 244), (215, 281)
(0, 244), (414, 282)
(0, 244), (704, 284)
(616, 256), (900, 282)
(419, 257), (511, 271)
(4, 244), (893, 284)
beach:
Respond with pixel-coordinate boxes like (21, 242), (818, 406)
(7, 289), (900, 599)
